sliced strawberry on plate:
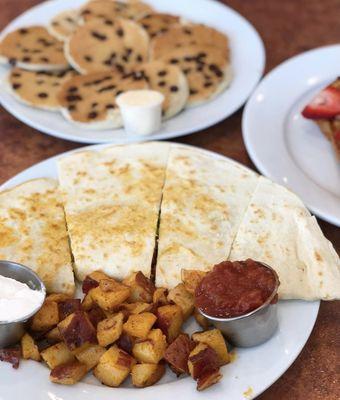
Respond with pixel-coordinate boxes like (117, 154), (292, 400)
(302, 86), (340, 119)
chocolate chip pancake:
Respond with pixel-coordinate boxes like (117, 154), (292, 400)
(57, 69), (148, 128)
(137, 13), (180, 38)
(48, 9), (80, 41)
(138, 61), (188, 119)
(152, 44), (232, 106)
(7, 67), (76, 110)
(80, 0), (154, 25)
(0, 26), (69, 71)
(65, 19), (149, 74)
(150, 24), (229, 59)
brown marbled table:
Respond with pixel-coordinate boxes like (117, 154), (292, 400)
(0, 0), (339, 398)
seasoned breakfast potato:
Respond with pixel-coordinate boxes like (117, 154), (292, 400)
(50, 360), (88, 385)
(192, 329), (229, 365)
(21, 333), (40, 361)
(116, 332), (135, 355)
(123, 312), (157, 339)
(196, 369), (222, 391)
(193, 308), (211, 330)
(94, 345), (136, 387)
(81, 291), (95, 311)
(46, 293), (72, 303)
(181, 269), (207, 295)
(86, 304), (106, 328)
(58, 311), (97, 351)
(164, 333), (195, 375)
(41, 342), (75, 369)
(91, 279), (130, 311)
(45, 326), (62, 342)
(153, 287), (169, 306)
(131, 363), (166, 387)
(119, 302), (153, 317)
(75, 344), (106, 371)
(82, 270), (110, 294)
(132, 329), (167, 364)
(167, 284), (194, 320)
(30, 300), (59, 331)
(156, 305), (183, 343)
(97, 312), (124, 347)
(58, 299), (82, 321)
(123, 272), (155, 303)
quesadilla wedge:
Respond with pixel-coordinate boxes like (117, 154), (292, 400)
(229, 176), (340, 300)
(0, 178), (75, 295)
(155, 146), (259, 288)
(58, 142), (170, 281)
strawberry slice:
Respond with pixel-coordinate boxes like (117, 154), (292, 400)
(302, 86), (340, 119)
(334, 130), (340, 142)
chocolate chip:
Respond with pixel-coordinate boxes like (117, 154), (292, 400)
(197, 65), (204, 72)
(204, 82), (213, 88)
(40, 57), (49, 63)
(91, 31), (107, 41)
(136, 54), (143, 63)
(183, 28), (192, 35)
(98, 84), (117, 93)
(88, 111), (98, 119)
(183, 68), (191, 74)
(106, 104), (115, 109)
(68, 104), (76, 111)
(12, 83), (21, 90)
(116, 64), (125, 73)
(126, 48), (132, 55)
(158, 81), (166, 87)
(142, 24), (149, 30)
(84, 55), (93, 62)
(104, 19), (113, 25)
(122, 55), (129, 62)
(158, 70), (167, 77)
(116, 28), (124, 37)
(66, 94), (82, 102)
(170, 58), (178, 64)
(36, 80), (44, 85)
(19, 28), (28, 35)
(22, 56), (31, 62)
(66, 17), (74, 23)
(170, 85), (178, 92)
(68, 86), (78, 93)
(116, 90), (123, 96)
(91, 102), (98, 107)
(198, 52), (207, 58)
(184, 56), (194, 62)
(190, 89), (198, 95)
(37, 92), (48, 98)
(12, 72), (21, 78)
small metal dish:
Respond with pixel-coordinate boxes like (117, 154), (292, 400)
(0, 260), (46, 348)
(198, 262), (279, 347)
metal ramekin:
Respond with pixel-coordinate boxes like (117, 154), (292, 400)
(198, 262), (280, 347)
(0, 260), (46, 348)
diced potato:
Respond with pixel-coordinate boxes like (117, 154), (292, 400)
(41, 342), (75, 369)
(97, 312), (124, 347)
(116, 333), (135, 355)
(91, 281), (130, 311)
(58, 311), (97, 351)
(167, 284), (194, 320)
(45, 326), (62, 342)
(164, 333), (195, 375)
(197, 369), (222, 391)
(181, 269), (207, 295)
(156, 305), (183, 343)
(75, 344), (106, 371)
(93, 345), (136, 387)
(50, 361), (88, 385)
(153, 288), (169, 306)
(123, 272), (155, 303)
(132, 329), (167, 364)
(193, 308), (211, 330)
(21, 333), (40, 361)
(131, 363), (165, 387)
(192, 329), (229, 365)
(86, 305), (106, 328)
(81, 291), (94, 311)
(188, 343), (220, 381)
(58, 299), (82, 321)
(46, 293), (72, 303)
(82, 270), (110, 294)
(123, 312), (157, 339)
(119, 302), (153, 316)
(30, 300), (59, 331)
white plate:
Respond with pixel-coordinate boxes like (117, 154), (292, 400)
(0, 0), (265, 144)
(243, 45), (340, 226)
(0, 143), (319, 400)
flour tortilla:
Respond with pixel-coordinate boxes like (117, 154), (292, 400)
(229, 176), (340, 300)
(0, 179), (75, 295)
(58, 142), (170, 281)
(155, 146), (259, 288)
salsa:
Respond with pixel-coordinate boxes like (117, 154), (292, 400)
(195, 259), (279, 318)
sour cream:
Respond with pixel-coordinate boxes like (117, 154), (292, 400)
(116, 90), (164, 136)
(0, 275), (44, 322)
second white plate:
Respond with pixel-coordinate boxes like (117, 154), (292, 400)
(0, 0), (265, 144)
(243, 45), (340, 226)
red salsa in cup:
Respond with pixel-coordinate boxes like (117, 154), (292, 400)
(195, 259), (279, 318)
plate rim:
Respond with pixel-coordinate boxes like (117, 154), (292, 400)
(0, 0), (266, 144)
(242, 44), (340, 227)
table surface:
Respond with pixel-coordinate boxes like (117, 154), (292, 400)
(0, 0), (339, 399)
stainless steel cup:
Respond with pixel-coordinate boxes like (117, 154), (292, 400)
(198, 263), (279, 347)
(0, 260), (46, 348)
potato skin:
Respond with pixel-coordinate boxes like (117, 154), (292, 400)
(192, 329), (229, 365)
(131, 363), (165, 387)
(123, 272), (155, 303)
(156, 305), (183, 343)
(21, 333), (41, 361)
(50, 361), (88, 385)
(164, 333), (195, 375)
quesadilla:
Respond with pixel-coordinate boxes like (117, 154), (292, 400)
(58, 142), (170, 281)
(229, 176), (340, 300)
(0, 178), (75, 295)
(155, 146), (259, 288)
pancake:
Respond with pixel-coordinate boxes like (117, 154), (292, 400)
(7, 68), (76, 111)
(48, 9), (80, 41)
(65, 18), (149, 74)
(57, 69), (148, 129)
(0, 179), (75, 295)
(138, 60), (188, 119)
(137, 13), (180, 38)
(80, 0), (154, 24)
(155, 146), (259, 288)
(0, 26), (69, 71)
(229, 176), (340, 300)
(57, 142), (170, 281)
